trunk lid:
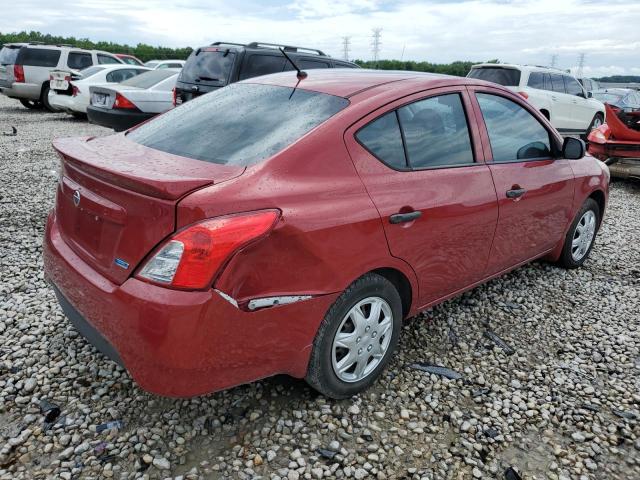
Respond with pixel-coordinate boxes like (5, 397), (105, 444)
(53, 134), (245, 284)
(50, 69), (80, 93)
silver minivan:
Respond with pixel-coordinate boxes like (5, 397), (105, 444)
(0, 42), (123, 111)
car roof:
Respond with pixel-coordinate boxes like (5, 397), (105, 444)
(242, 68), (482, 98)
(471, 63), (572, 75)
(593, 88), (632, 94)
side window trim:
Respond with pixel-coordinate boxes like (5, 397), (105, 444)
(471, 90), (559, 163)
(354, 90), (479, 172)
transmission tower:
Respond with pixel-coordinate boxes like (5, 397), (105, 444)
(577, 53), (586, 78)
(550, 54), (558, 68)
(371, 28), (382, 64)
(341, 36), (351, 61)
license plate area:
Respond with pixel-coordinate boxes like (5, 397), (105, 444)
(92, 92), (109, 107)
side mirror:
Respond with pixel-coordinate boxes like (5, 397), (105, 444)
(576, 92), (586, 98)
(563, 137), (586, 159)
(587, 91), (593, 98)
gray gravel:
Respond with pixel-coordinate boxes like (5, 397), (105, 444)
(1, 94), (639, 480)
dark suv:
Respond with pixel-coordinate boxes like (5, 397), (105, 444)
(174, 41), (358, 105)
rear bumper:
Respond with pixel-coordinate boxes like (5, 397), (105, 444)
(588, 141), (640, 162)
(0, 82), (41, 100)
(43, 212), (335, 397)
(87, 106), (155, 132)
(49, 92), (84, 114)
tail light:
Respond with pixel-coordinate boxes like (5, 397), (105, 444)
(517, 91), (529, 100)
(72, 85), (80, 97)
(136, 210), (280, 290)
(172, 87), (177, 107)
(113, 92), (136, 110)
(14, 65), (25, 83)
(587, 124), (611, 144)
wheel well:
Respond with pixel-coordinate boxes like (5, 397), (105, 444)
(372, 268), (412, 318)
(540, 109), (550, 120)
(589, 190), (606, 228)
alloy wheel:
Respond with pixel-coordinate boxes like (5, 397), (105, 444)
(572, 210), (596, 261)
(331, 296), (393, 383)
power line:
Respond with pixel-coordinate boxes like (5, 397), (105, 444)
(341, 36), (351, 61)
(371, 28), (382, 64)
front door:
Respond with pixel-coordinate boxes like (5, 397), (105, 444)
(470, 89), (575, 275)
(345, 88), (499, 307)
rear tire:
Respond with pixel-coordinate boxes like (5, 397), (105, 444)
(557, 198), (600, 269)
(19, 99), (42, 109)
(305, 273), (402, 399)
(41, 84), (58, 112)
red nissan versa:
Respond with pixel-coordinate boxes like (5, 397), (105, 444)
(43, 69), (609, 399)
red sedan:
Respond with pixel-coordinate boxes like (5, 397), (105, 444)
(43, 69), (609, 398)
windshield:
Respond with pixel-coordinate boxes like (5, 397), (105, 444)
(128, 83), (349, 166)
(593, 92), (624, 104)
(179, 48), (236, 85)
(468, 67), (521, 86)
(0, 46), (20, 65)
(79, 66), (105, 78)
(119, 69), (177, 89)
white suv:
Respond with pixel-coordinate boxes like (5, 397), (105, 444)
(468, 64), (605, 136)
(0, 42), (123, 111)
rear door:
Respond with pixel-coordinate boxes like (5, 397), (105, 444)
(346, 87), (499, 307)
(548, 73), (573, 130)
(469, 88), (574, 275)
(564, 75), (593, 130)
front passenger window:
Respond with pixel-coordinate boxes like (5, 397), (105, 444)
(476, 93), (552, 162)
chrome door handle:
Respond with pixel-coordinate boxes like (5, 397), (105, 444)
(389, 211), (422, 224)
(506, 188), (526, 199)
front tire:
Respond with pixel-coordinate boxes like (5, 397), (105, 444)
(19, 99), (42, 109)
(306, 273), (402, 399)
(557, 198), (600, 269)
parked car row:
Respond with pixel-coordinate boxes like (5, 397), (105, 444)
(467, 63), (606, 137)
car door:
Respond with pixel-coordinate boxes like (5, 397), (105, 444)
(345, 88), (499, 307)
(548, 73), (572, 130)
(468, 88), (575, 275)
(564, 75), (593, 130)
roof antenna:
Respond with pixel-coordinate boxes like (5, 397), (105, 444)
(280, 48), (307, 79)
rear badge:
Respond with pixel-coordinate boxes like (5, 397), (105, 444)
(114, 258), (130, 270)
(73, 190), (81, 207)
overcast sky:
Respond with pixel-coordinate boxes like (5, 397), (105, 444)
(3, 0), (639, 77)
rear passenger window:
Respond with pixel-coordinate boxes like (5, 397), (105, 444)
(239, 55), (286, 80)
(476, 93), (551, 162)
(98, 54), (121, 65)
(398, 94), (474, 168)
(549, 74), (565, 93)
(356, 112), (407, 169)
(167, 63), (183, 68)
(297, 59), (330, 70)
(527, 72), (545, 90)
(106, 69), (140, 83)
(67, 52), (93, 70)
(19, 48), (61, 67)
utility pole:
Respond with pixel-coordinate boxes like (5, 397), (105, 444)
(371, 28), (382, 65)
(550, 54), (558, 69)
(341, 36), (351, 61)
(577, 53), (586, 78)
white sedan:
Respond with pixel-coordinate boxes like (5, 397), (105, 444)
(48, 65), (150, 116)
(144, 59), (185, 69)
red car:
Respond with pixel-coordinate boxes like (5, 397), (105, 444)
(43, 70), (609, 398)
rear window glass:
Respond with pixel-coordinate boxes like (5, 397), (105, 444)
(128, 83), (349, 166)
(527, 72), (546, 89)
(0, 46), (20, 65)
(18, 48), (61, 67)
(119, 69), (177, 89)
(593, 92), (624, 104)
(468, 67), (521, 86)
(79, 66), (105, 79)
(180, 49), (236, 84)
(356, 111), (407, 169)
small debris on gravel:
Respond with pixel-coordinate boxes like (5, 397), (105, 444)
(1, 95), (639, 479)
(408, 362), (464, 379)
(483, 329), (516, 355)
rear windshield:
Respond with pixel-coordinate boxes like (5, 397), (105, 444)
(17, 47), (61, 67)
(179, 49), (236, 85)
(593, 92), (624, 104)
(468, 67), (521, 86)
(119, 69), (177, 89)
(0, 46), (20, 65)
(79, 66), (105, 79)
(128, 83), (349, 166)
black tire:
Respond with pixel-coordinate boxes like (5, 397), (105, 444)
(557, 198), (600, 269)
(586, 113), (604, 136)
(19, 99), (42, 109)
(40, 84), (58, 112)
(305, 273), (402, 399)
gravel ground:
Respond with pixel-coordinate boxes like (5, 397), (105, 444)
(0, 93), (639, 480)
